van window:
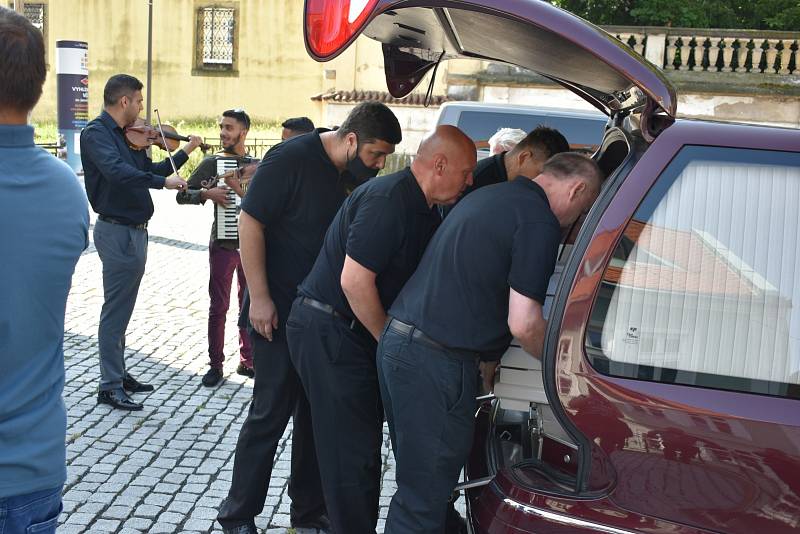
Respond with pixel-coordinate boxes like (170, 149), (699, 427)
(586, 146), (800, 399)
(457, 111), (606, 149)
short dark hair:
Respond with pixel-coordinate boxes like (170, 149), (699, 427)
(337, 101), (402, 145)
(542, 152), (603, 191)
(512, 125), (570, 160)
(103, 74), (143, 107)
(223, 108), (251, 130)
(281, 116), (315, 134)
(0, 6), (46, 112)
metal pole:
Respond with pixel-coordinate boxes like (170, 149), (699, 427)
(13, 0), (24, 14)
(146, 0), (153, 125)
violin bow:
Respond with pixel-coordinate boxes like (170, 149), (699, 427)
(153, 108), (180, 178)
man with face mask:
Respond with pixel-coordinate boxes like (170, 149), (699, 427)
(217, 101), (401, 534)
(176, 109), (257, 386)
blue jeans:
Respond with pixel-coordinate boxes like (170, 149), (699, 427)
(0, 487), (62, 534)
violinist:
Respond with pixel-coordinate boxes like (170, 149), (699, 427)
(176, 109), (257, 387)
(80, 73), (204, 412)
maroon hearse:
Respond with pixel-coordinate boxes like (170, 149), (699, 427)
(304, 1), (800, 532)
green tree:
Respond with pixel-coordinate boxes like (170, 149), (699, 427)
(629, 0), (738, 28)
(550, 0), (800, 30)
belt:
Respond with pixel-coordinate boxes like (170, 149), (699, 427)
(99, 215), (147, 230)
(300, 297), (364, 333)
(387, 318), (479, 360)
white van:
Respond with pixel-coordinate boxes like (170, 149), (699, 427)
(435, 101), (608, 158)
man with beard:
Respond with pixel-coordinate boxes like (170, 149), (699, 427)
(80, 74), (202, 411)
(217, 102), (401, 534)
(176, 109), (258, 386)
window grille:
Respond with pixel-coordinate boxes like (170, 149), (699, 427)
(24, 3), (45, 32)
(200, 6), (235, 66)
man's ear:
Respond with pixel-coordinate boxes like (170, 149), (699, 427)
(569, 179), (587, 200)
(435, 154), (447, 175)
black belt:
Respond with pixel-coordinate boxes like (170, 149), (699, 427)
(300, 297), (364, 333)
(98, 215), (147, 230)
(387, 318), (479, 361)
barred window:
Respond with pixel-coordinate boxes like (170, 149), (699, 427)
(24, 2), (45, 31)
(6, 3), (46, 32)
(587, 146), (800, 399)
(197, 6), (236, 69)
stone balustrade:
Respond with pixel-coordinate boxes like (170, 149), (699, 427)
(603, 26), (798, 75)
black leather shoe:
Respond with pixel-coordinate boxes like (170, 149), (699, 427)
(97, 388), (143, 411)
(202, 367), (223, 387)
(236, 363), (255, 378)
(122, 372), (154, 393)
(221, 523), (257, 534)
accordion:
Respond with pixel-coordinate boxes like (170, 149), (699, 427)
(215, 157), (244, 240)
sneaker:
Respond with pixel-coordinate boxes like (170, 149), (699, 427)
(236, 363), (255, 378)
(202, 367), (223, 387)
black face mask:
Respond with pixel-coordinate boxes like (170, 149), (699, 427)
(346, 140), (380, 183)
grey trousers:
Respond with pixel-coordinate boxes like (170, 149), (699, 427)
(93, 219), (148, 391)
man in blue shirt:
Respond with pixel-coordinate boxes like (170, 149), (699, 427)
(0, 7), (89, 533)
(81, 74), (203, 410)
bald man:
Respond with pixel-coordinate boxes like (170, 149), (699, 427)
(286, 125), (476, 533)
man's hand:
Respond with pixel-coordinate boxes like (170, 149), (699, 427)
(249, 296), (279, 341)
(183, 135), (204, 154)
(164, 176), (187, 191)
(201, 186), (230, 207)
(479, 361), (501, 394)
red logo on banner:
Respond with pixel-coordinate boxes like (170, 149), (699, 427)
(80, 77), (88, 86)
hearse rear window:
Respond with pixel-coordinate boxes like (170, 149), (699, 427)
(586, 146), (800, 399)
(457, 111), (606, 149)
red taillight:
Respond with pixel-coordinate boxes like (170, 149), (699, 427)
(305, 0), (379, 59)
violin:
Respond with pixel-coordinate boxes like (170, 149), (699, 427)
(124, 118), (210, 152)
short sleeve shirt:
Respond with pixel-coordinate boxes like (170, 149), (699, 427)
(299, 168), (441, 319)
(389, 177), (561, 357)
(241, 129), (346, 324)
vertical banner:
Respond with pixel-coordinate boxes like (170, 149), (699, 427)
(56, 40), (88, 173)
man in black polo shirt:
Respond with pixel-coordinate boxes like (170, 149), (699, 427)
(466, 125), (569, 198)
(378, 153), (603, 533)
(217, 102), (401, 534)
(81, 74), (202, 411)
(286, 125), (476, 534)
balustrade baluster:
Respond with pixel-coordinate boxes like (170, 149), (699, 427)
(751, 39), (766, 73)
(707, 37), (722, 71)
(665, 37), (677, 69)
(632, 34), (645, 56)
(765, 39), (780, 73)
(734, 38), (749, 72)
(777, 40), (791, 74)
(721, 39), (734, 72)
(678, 36), (693, 71)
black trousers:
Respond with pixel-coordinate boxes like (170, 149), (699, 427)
(286, 297), (383, 534)
(217, 327), (326, 529)
(377, 322), (479, 534)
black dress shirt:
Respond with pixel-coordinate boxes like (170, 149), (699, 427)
(80, 111), (188, 225)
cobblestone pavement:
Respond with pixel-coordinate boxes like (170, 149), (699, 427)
(59, 188), (465, 533)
